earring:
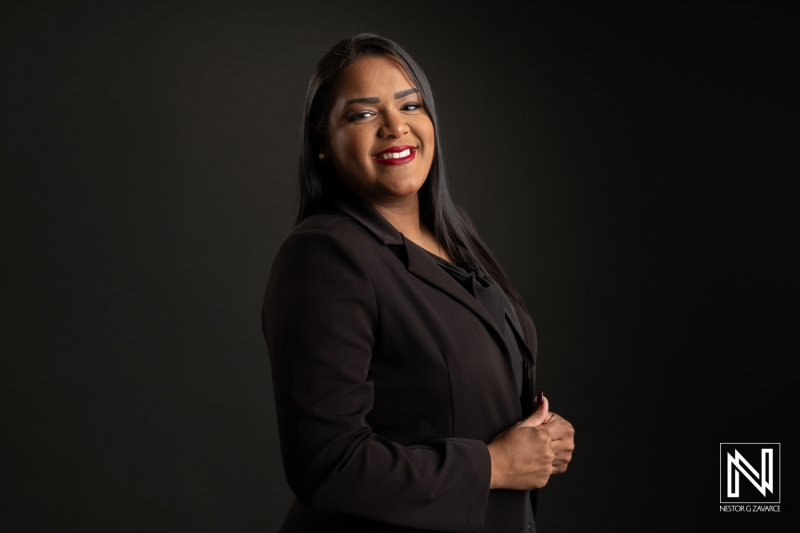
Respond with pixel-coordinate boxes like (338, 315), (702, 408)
(318, 153), (325, 160)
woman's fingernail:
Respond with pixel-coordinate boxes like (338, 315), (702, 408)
(537, 391), (544, 405)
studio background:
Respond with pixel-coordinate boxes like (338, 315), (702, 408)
(3, 2), (793, 531)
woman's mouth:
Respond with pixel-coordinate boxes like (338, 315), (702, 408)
(373, 145), (417, 165)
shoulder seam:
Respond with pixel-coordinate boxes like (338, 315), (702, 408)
(322, 216), (352, 230)
(281, 226), (379, 320)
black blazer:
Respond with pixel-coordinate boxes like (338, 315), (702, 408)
(262, 187), (539, 533)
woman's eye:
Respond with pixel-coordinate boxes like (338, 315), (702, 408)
(402, 103), (423, 111)
(348, 111), (374, 121)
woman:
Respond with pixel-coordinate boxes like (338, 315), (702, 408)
(262, 34), (574, 532)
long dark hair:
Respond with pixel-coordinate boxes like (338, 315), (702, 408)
(296, 33), (526, 310)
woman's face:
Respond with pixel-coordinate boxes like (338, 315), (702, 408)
(323, 54), (435, 206)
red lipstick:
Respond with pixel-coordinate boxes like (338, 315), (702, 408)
(372, 145), (417, 165)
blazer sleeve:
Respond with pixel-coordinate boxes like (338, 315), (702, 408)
(262, 228), (492, 532)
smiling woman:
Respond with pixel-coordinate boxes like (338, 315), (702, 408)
(262, 34), (574, 533)
(322, 54), (445, 261)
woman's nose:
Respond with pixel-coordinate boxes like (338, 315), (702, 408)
(378, 109), (408, 138)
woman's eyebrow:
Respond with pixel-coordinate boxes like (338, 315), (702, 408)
(394, 88), (419, 99)
(345, 96), (380, 105)
(344, 88), (419, 106)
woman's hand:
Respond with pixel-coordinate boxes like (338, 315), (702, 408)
(542, 412), (575, 474)
(486, 396), (555, 490)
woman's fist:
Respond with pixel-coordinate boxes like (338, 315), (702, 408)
(543, 414), (575, 474)
(486, 396), (555, 490)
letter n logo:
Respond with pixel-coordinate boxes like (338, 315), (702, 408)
(720, 443), (780, 504)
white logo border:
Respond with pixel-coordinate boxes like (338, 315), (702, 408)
(719, 442), (781, 504)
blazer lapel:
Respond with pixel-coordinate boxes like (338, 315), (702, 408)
(330, 187), (528, 362)
(504, 296), (535, 368)
(402, 236), (509, 351)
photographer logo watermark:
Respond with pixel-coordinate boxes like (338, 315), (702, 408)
(720, 443), (780, 513)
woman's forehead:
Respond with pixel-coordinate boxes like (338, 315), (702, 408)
(333, 55), (417, 101)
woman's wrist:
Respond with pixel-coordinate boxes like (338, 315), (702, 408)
(486, 442), (502, 490)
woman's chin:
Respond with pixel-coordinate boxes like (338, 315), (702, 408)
(378, 173), (427, 196)
(381, 183), (425, 201)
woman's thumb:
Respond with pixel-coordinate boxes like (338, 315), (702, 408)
(516, 392), (549, 428)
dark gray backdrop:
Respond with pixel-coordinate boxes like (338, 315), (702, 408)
(3, 2), (794, 532)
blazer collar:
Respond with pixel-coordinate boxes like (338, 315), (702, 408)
(330, 188), (533, 363)
(330, 187), (404, 246)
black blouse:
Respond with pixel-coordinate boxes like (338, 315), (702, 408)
(422, 247), (537, 532)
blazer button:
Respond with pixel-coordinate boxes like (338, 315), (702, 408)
(527, 523), (533, 531)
